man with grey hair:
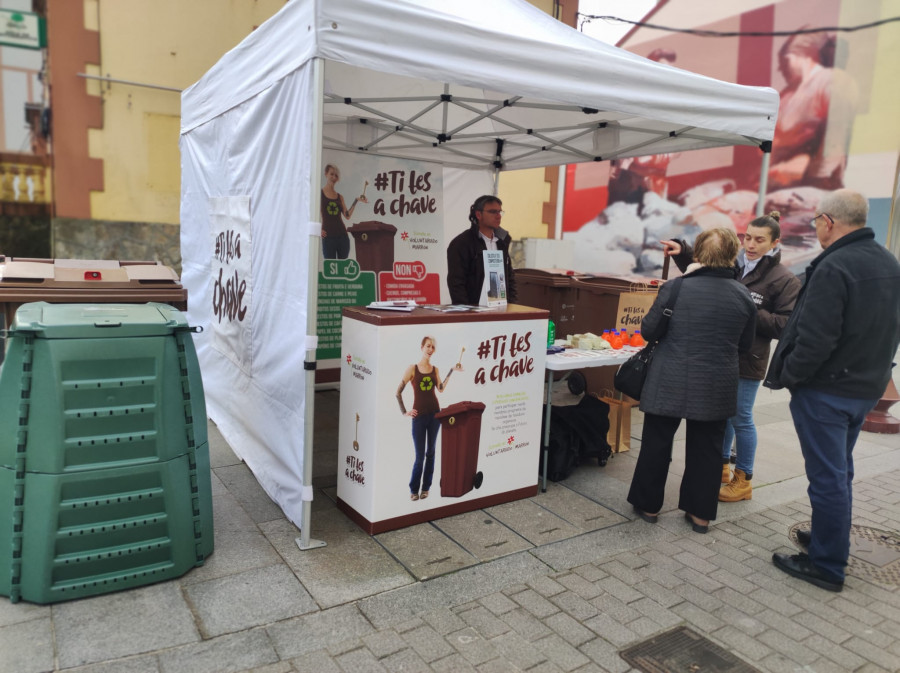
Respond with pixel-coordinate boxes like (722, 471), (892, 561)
(765, 188), (900, 592)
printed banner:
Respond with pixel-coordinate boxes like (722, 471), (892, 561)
(209, 196), (251, 373)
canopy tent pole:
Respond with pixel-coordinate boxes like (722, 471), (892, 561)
(755, 141), (772, 217)
(297, 57), (327, 552)
(554, 165), (566, 240)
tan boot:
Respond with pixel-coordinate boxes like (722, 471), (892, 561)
(719, 469), (752, 502)
(721, 463), (732, 484)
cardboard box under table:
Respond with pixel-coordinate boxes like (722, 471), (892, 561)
(338, 304), (547, 534)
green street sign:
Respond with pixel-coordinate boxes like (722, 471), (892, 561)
(0, 9), (45, 50)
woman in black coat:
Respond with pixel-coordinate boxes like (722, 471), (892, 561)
(627, 228), (756, 533)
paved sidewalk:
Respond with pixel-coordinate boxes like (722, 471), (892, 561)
(1, 373), (899, 672)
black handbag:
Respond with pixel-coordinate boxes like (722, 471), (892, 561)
(614, 277), (683, 400)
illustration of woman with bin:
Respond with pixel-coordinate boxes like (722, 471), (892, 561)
(320, 164), (368, 259)
(396, 336), (463, 501)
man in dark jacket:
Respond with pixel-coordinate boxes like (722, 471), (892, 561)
(446, 195), (517, 305)
(765, 188), (900, 592)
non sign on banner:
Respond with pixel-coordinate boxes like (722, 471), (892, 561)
(378, 272), (441, 304)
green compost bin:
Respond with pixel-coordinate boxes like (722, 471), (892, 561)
(0, 302), (213, 603)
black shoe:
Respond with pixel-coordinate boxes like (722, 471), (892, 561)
(684, 511), (708, 534)
(772, 552), (843, 592)
(633, 505), (658, 524)
(729, 449), (737, 464)
(795, 529), (811, 547)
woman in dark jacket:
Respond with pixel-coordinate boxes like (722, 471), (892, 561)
(661, 214), (801, 502)
(628, 228), (756, 533)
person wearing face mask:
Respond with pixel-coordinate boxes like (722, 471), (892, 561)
(661, 212), (801, 501)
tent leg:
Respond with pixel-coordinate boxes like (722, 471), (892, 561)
(755, 146), (771, 217)
(297, 57), (327, 552)
(554, 164), (566, 240)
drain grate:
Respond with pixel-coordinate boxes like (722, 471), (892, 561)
(790, 523), (900, 586)
(620, 626), (761, 673)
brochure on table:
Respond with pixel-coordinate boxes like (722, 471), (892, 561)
(481, 250), (508, 308)
(338, 312), (546, 533)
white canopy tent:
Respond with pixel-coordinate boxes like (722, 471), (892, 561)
(180, 0), (779, 547)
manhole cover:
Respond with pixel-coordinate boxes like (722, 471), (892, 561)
(620, 626), (761, 673)
(790, 523), (900, 586)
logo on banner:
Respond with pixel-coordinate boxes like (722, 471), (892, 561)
(474, 331), (535, 385)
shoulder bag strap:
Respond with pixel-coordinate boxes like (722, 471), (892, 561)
(656, 276), (683, 337)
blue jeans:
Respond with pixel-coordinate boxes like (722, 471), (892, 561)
(409, 412), (440, 494)
(789, 387), (877, 582)
(722, 378), (761, 475)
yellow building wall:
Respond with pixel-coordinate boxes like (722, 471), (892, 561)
(87, 0), (288, 224)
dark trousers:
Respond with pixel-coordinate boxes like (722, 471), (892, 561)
(322, 233), (350, 259)
(409, 412), (440, 494)
(789, 387), (877, 581)
(628, 413), (726, 521)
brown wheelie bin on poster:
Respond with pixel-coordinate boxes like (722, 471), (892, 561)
(348, 221), (398, 273)
(436, 400), (486, 498)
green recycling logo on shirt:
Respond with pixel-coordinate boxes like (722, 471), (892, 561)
(419, 376), (434, 392)
(326, 200), (340, 216)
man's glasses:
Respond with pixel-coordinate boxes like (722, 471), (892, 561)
(483, 209), (504, 215)
(810, 212), (834, 227)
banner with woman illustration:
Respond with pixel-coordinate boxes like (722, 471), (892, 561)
(316, 149), (445, 363)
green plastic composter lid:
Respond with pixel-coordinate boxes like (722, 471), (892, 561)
(8, 302), (189, 339)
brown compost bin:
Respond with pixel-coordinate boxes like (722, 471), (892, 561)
(435, 400), (486, 498)
(513, 268), (583, 333)
(348, 221), (397, 273)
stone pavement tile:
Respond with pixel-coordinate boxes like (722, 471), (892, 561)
(757, 628), (818, 665)
(673, 582), (724, 612)
(0, 598), (48, 628)
(431, 652), (478, 673)
(361, 629), (406, 659)
(424, 607), (468, 635)
(447, 626), (500, 666)
(485, 498), (582, 546)
(376, 523), (478, 580)
(671, 550), (718, 575)
(705, 550), (756, 580)
(266, 605), (374, 659)
(334, 647), (388, 672)
(260, 514), (412, 609)
(208, 421), (241, 468)
(631, 579), (682, 608)
(326, 637), (363, 656)
(589, 593), (640, 623)
(607, 550), (649, 570)
(829, 593), (886, 626)
(595, 575), (643, 604)
(670, 535), (719, 560)
(500, 607), (552, 642)
(526, 575), (568, 597)
(530, 482), (628, 533)
(476, 658), (527, 673)
(401, 624), (456, 662)
(577, 637), (630, 673)
(544, 611), (595, 647)
(582, 612), (638, 648)
(671, 601), (725, 633)
(597, 559), (643, 585)
(525, 659), (568, 673)
(357, 551), (551, 629)
(530, 520), (670, 572)
(550, 591), (600, 621)
(569, 664), (607, 673)
(0, 617), (54, 673)
(534, 633), (591, 672)
(432, 510), (533, 562)
(478, 592), (519, 616)
(629, 597), (681, 629)
(853, 666), (895, 673)
(181, 492), (282, 585)
(456, 605), (510, 639)
(238, 662), (295, 673)
(755, 608), (813, 641)
(844, 635), (900, 668)
(185, 564), (317, 638)
(53, 582), (200, 669)
(672, 566), (725, 594)
(67, 656), (160, 673)
(157, 629), (278, 673)
(792, 610), (851, 643)
(510, 588), (560, 618)
(289, 648), (340, 673)
(803, 634), (867, 671)
(571, 563), (609, 583)
(870, 599), (900, 624)
(395, 617), (427, 633)
(554, 573), (604, 600)
(709, 569), (756, 594)
(214, 463), (285, 524)
(712, 587), (765, 616)
(711, 625), (773, 663)
(709, 604), (765, 636)
(626, 615), (665, 639)
(488, 631), (546, 670)
(381, 647), (432, 673)
(837, 615), (896, 649)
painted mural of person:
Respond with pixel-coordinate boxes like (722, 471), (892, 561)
(320, 164), (368, 259)
(395, 336), (462, 501)
(769, 30), (858, 191)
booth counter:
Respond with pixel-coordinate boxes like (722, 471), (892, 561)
(338, 304), (548, 534)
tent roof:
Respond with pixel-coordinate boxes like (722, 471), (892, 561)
(181, 0), (779, 171)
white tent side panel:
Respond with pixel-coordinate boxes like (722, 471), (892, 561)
(180, 65), (316, 526)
